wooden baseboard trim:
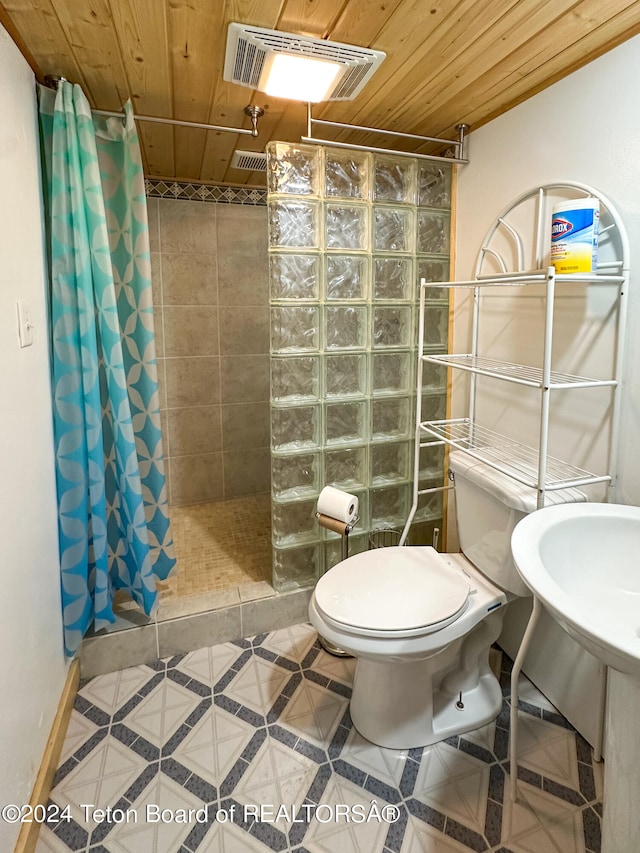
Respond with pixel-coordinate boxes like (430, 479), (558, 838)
(13, 658), (80, 853)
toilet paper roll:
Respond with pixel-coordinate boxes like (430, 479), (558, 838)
(317, 486), (359, 524)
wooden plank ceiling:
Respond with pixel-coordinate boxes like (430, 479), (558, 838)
(2, 0), (640, 186)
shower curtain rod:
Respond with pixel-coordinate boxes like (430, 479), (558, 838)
(92, 105), (264, 138)
(42, 81), (264, 137)
(303, 103), (470, 164)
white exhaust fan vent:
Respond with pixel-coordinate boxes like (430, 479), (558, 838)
(231, 150), (267, 171)
(224, 23), (385, 102)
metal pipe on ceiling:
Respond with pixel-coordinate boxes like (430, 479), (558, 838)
(92, 105), (264, 138)
(43, 80), (264, 137)
(304, 102), (470, 164)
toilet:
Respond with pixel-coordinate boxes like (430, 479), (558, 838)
(308, 450), (586, 749)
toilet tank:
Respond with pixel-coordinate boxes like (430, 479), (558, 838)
(449, 450), (587, 596)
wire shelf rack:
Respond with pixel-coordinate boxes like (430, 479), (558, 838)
(419, 418), (612, 491)
(421, 354), (617, 390)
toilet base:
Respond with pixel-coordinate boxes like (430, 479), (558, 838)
(349, 611), (504, 749)
(318, 634), (353, 658)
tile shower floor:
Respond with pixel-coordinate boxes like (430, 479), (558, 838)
(161, 495), (273, 598)
(37, 625), (602, 853)
(110, 495), (274, 631)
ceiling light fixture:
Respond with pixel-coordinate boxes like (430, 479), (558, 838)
(262, 53), (341, 103)
(224, 23), (385, 103)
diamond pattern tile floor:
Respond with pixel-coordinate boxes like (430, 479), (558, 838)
(36, 625), (602, 853)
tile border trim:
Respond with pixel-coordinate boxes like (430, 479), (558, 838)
(145, 179), (267, 206)
(78, 588), (314, 679)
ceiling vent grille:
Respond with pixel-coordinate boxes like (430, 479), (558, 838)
(231, 150), (268, 171)
(224, 23), (385, 102)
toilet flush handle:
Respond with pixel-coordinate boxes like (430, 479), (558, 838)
(458, 565), (478, 595)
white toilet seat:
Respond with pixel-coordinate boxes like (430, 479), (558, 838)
(314, 546), (471, 639)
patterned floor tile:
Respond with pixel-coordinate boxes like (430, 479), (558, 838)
(35, 826), (78, 852)
(412, 743), (492, 839)
(517, 676), (558, 715)
(231, 736), (321, 836)
(125, 678), (202, 747)
(503, 803), (588, 853)
(339, 726), (410, 790)
(502, 782), (576, 846)
(173, 643), (245, 688)
(170, 704), (256, 787)
(416, 740), (491, 791)
(457, 720), (498, 760)
(277, 676), (350, 749)
(500, 780), (584, 848)
(78, 665), (154, 716)
(195, 818), (282, 852)
(515, 716), (580, 789)
(260, 624), (318, 664)
(304, 649), (356, 687)
(104, 772), (208, 852)
(223, 656), (293, 715)
(299, 774), (394, 853)
(49, 734), (148, 826)
(41, 629), (602, 853)
(400, 814), (484, 853)
(57, 711), (100, 767)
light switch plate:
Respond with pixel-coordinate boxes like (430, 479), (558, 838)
(17, 300), (34, 348)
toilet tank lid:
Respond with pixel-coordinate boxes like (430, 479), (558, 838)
(448, 450), (587, 513)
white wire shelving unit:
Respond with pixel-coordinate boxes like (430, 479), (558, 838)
(399, 182), (630, 803)
(401, 183), (629, 545)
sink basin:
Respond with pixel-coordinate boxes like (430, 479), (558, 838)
(511, 501), (640, 677)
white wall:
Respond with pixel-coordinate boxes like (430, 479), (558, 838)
(453, 35), (640, 745)
(0, 25), (68, 850)
(454, 34), (640, 506)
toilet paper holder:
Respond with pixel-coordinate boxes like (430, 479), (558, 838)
(315, 511), (360, 562)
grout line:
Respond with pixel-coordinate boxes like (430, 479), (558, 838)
(212, 205), (225, 500)
(154, 611), (160, 659)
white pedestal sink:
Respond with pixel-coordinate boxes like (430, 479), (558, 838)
(510, 502), (640, 853)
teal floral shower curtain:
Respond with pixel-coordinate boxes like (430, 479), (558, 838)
(39, 81), (175, 657)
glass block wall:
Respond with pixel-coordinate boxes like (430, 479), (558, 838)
(266, 142), (452, 591)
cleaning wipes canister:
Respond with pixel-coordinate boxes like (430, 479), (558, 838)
(550, 197), (599, 274)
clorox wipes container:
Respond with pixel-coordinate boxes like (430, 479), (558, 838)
(550, 197), (599, 274)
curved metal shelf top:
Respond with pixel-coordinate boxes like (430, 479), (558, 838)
(476, 181), (629, 278)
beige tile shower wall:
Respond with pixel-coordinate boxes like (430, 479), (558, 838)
(148, 197), (270, 505)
